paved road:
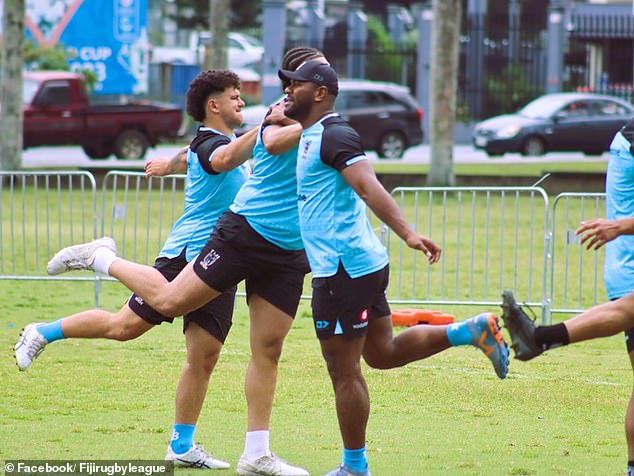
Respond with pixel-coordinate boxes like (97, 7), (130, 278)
(21, 143), (608, 169)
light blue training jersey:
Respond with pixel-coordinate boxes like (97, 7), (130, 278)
(604, 131), (634, 299)
(230, 125), (303, 250)
(159, 127), (249, 261)
(296, 113), (389, 278)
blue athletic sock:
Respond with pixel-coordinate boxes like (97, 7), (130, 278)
(446, 320), (472, 346)
(36, 320), (64, 343)
(343, 447), (367, 472)
(170, 424), (195, 454)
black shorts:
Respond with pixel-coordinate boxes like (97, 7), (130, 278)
(311, 263), (391, 340)
(127, 248), (235, 343)
(193, 211), (310, 317)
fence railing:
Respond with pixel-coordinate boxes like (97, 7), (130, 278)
(387, 186), (551, 322)
(1, 171), (611, 323)
(550, 192), (607, 316)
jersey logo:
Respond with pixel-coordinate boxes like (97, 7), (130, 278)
(300, 140), (312, 160)
(315, 320), (329, 329)
(199, 249), (221, 270)
(297, 193), (307, 201)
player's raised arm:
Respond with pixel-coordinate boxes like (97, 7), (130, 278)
(262, 101), (303, 155)
(145, 146), (188, 177)
(210, 126), (258, 172)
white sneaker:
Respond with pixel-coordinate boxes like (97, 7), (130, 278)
(14, 323), (48, 371)
(165, 443), (230, 469)
(237, 452), (309, 476)
(47, 237), (117, 275)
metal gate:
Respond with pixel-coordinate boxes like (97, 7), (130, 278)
(550, 192), (607, 317)
(387, 186), (551, 322)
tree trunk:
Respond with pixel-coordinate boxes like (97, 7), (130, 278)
(428, 0), (461, 186)
(205, 0), (229, 70)
(1, 0), (25, 171)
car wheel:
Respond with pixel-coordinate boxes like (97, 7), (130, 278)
(521, 136), (545, 156)
(114, 129), (149, 159)
(485, 149), (503, 157)
(377, 131), (406, 159)
(82, 145), (111, 160)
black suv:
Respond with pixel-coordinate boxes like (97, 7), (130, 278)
(238, 79), (423, 159)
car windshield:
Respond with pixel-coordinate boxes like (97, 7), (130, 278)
(518, 95), (571, 119)
(23, 79), (40, 104)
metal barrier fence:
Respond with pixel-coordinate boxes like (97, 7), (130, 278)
(100, 171), (186, 266)
(0, 171), (98, 277)
(387, 186), (551, 322)
(550, 192), (607, 317)
(1, 171), (611, 323)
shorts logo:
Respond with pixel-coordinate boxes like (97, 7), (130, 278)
(199, 249), (221, 270)
(352, 309), (369, 329)
(315, 320), (329, 329)
(134, 296), (144, 305)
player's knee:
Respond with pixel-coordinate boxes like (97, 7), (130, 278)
(108, 323), (143, 341)
(187, 350), (220, 375)
(363, 352), (389, 370)
(253, 341), (283, 366)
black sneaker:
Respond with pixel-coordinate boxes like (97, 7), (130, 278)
(500, 290), (543, 361)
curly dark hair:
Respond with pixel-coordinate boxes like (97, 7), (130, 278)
(186, 69), (241, 122)
(280, 46), (324, 90)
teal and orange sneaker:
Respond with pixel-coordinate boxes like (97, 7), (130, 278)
(466, 312), (510, 379)
(323, 465), (370, 476)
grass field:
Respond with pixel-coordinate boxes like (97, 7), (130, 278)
(0, 279), (630, 476)
(371, 160), (608, 176)
(1, 163), (626, 475)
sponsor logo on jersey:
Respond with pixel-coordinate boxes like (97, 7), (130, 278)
(300, 140), (311, 160)
(315, 320), (329, 329)
(199, 249), (221, 270)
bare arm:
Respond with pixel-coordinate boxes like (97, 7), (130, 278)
(261, 100), (302, 155)
(341, 159), (441, 263)
(262, 123), (303, 155)
(210, 127), (258, 172)
(145, 146), (188, 177)
(577, 217), (634, 250)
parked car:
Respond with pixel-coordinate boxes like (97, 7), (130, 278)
(151, 32), (263, 70)
(472, 92), (634, 157)
(22, 71), (183, 159)
(238, 79), (423, 159)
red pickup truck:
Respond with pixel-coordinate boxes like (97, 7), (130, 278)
(23, 71), (183, 160)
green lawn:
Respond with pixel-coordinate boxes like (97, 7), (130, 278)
(0, 165), (625, 475)
(372, 161), (608, 176)
(0, 280), (630, 476)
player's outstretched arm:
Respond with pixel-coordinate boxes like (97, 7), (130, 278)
(262, 100), (303, 155)
(210, 126), (258, 172)
(341, 160), (441, 264)
(576, 217), (634, 250)
(145, 146), (188, 177)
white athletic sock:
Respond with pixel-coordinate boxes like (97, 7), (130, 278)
(92, 247), (118, 275)
(244, 430), (270, 460)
